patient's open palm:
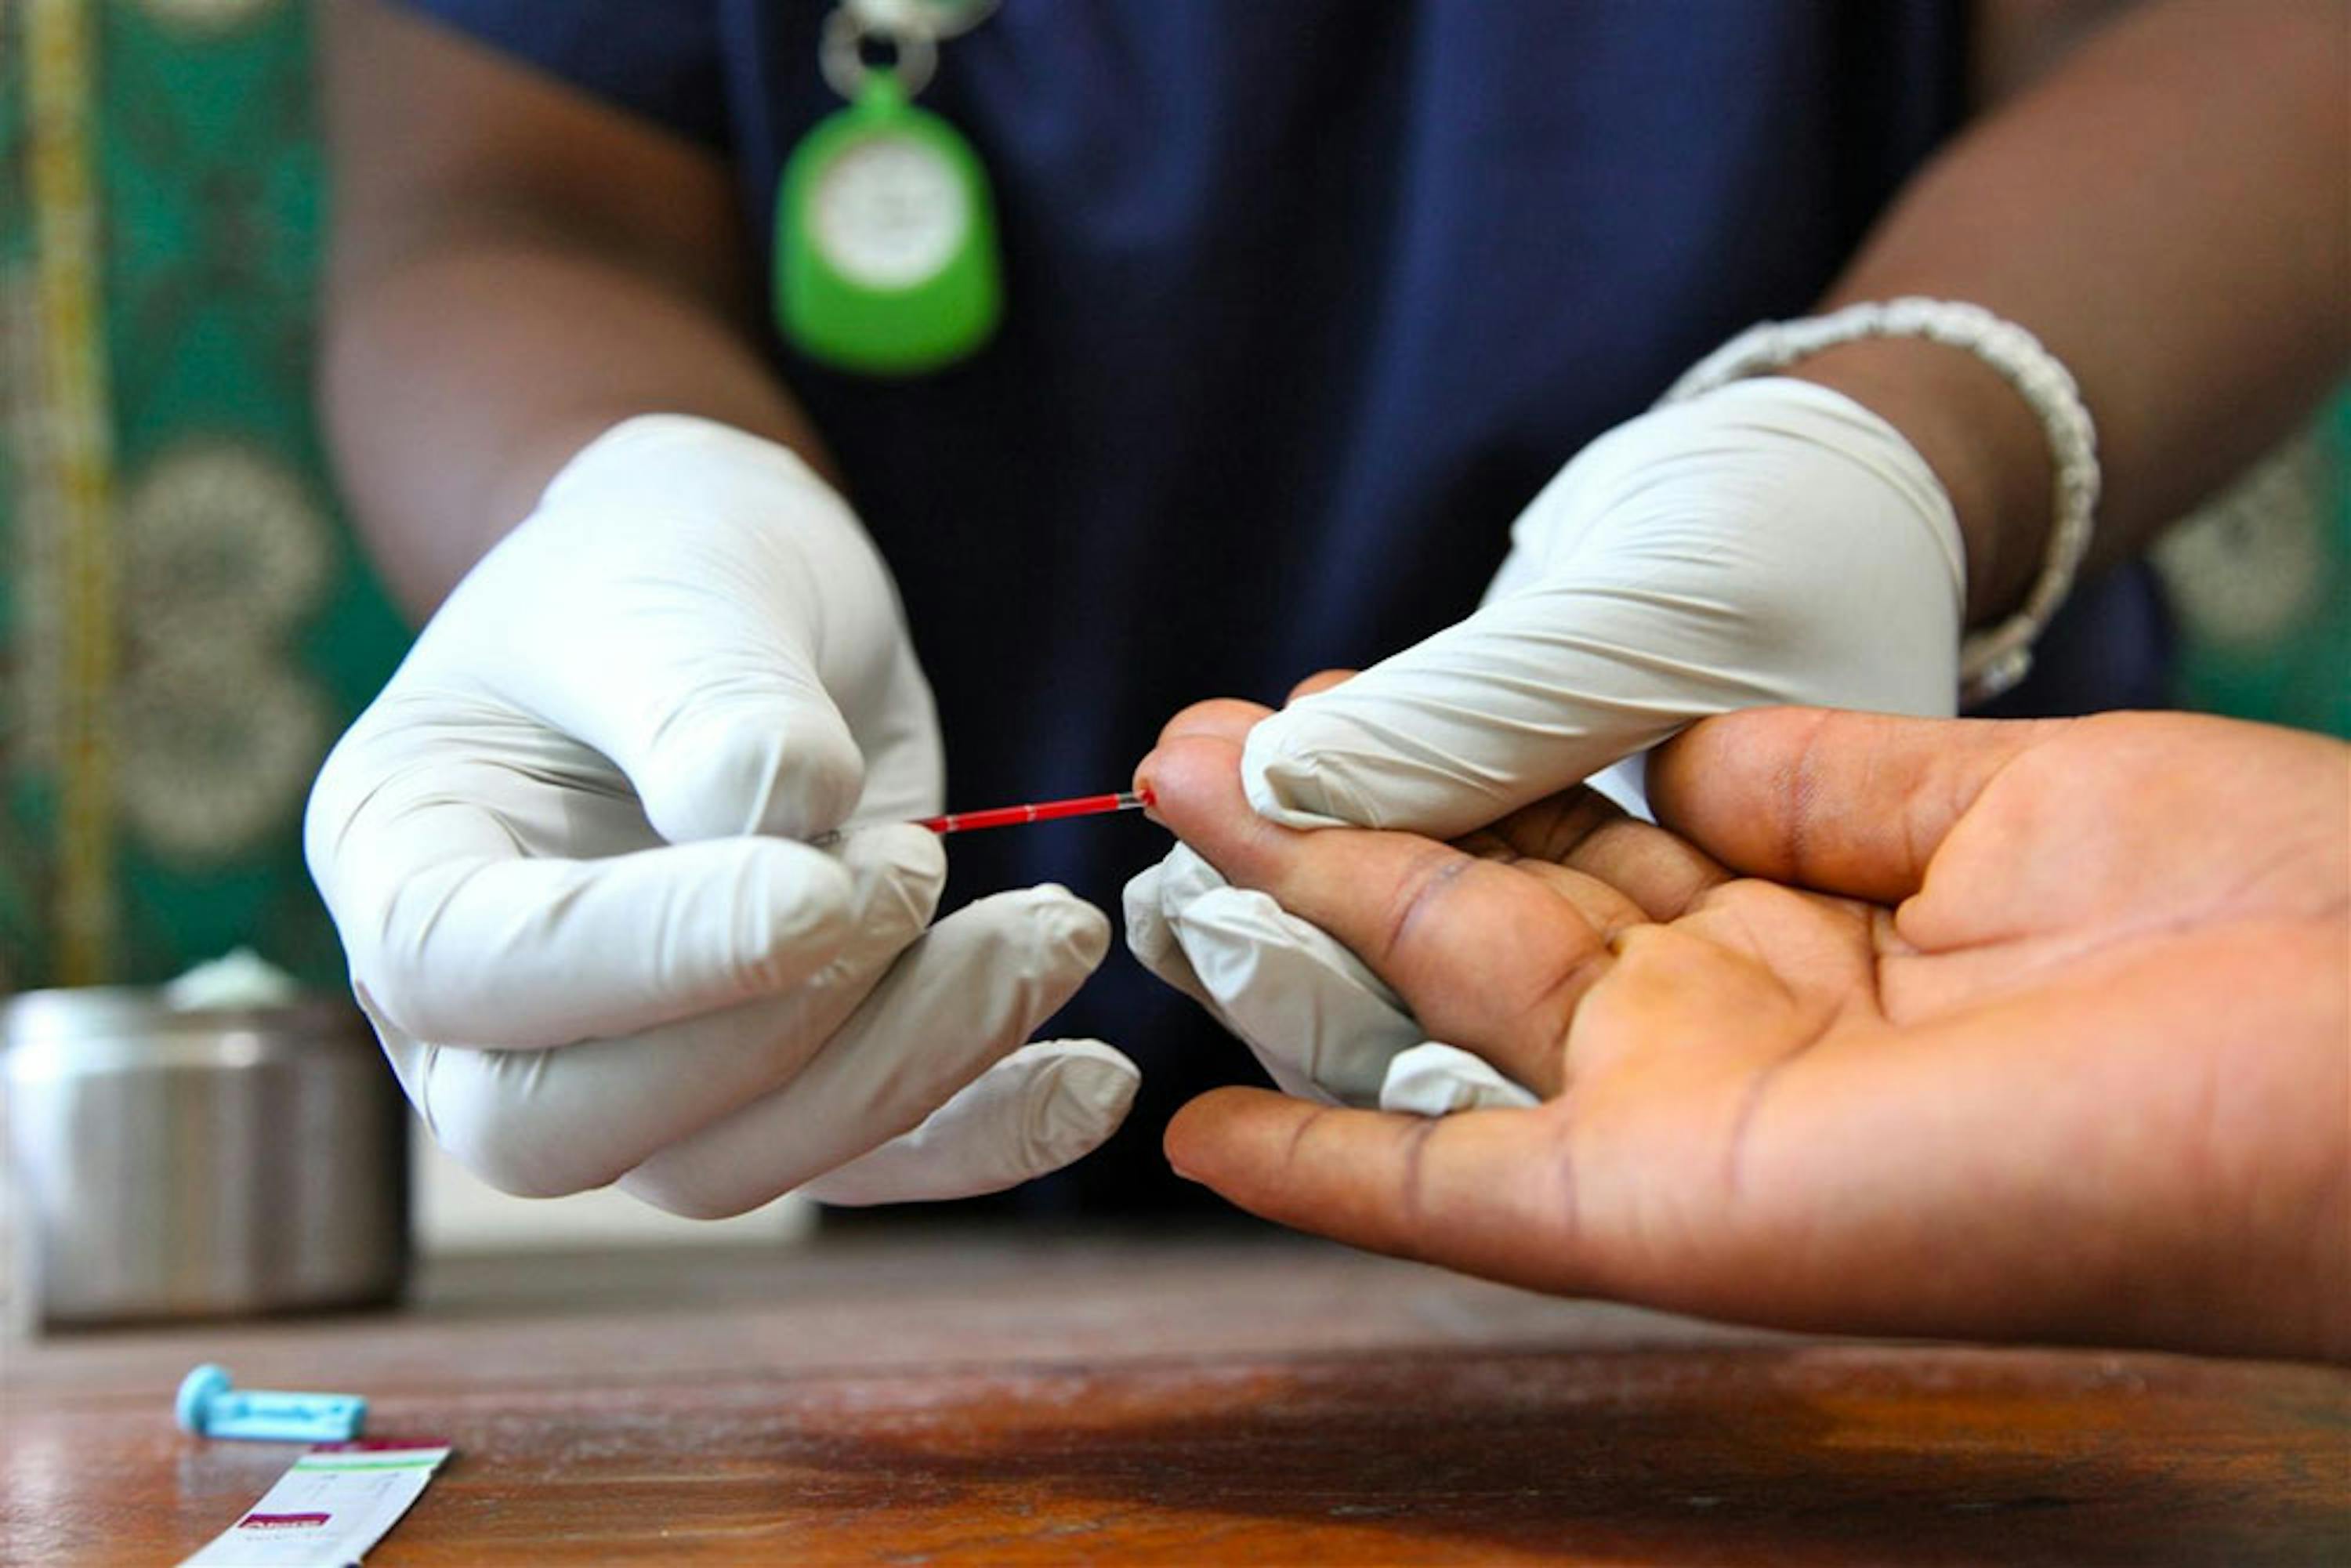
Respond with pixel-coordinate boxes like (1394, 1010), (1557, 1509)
(1145, 704), (2348, 1360)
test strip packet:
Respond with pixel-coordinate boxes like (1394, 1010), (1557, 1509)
(179, 1439), (452, 1567)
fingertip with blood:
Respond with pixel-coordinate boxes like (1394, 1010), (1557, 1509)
(1131, 730), (1266, 870)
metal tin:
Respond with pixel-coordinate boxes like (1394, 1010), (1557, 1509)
(2, 987), (408, 1327)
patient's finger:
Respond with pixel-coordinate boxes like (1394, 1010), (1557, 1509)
(1650, 708), (2055, 903)
(1474, 790), (1730, 923)
(1166, 1088), (1586, 1294)
(1286, 668), (1360, 703)
(1149, 697), (1722, 925)
(1155, 697), (1273, 751)
(1139, 733), (1617, 1094)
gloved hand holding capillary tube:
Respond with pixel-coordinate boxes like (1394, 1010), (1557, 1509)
(1127, 377), (1967, 1114)
(306, 415), (1139, 1216)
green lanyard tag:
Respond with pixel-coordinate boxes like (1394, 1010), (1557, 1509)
(775, 71), (1002, 375)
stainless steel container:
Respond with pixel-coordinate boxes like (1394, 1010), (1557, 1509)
(2, 987), (408, 1327)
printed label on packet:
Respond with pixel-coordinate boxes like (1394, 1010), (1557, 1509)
(179, 1440), (452, 1568)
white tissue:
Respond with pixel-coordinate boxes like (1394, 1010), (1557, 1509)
(162, 947), (301, 1010)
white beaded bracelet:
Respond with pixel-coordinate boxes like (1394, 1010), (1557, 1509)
(1662, 297), (2101, 705)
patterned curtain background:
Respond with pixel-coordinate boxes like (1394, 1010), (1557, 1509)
(2, 0), (408, 990)
(0, 0), (2344, 993)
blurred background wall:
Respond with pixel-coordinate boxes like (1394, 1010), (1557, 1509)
(0, 0), (2345, 1001)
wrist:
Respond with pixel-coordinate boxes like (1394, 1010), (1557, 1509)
(1782, 337), (2052, 626)
(542, 411), (850, 516)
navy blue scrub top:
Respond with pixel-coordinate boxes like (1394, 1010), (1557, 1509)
(394, 1), (2165, 1211)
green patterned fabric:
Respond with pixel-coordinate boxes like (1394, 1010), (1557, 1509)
(2, 1), (408, 990)
(2156, 397), (2351, 739)
(0, 2), (2341, 993)
(0, 4), (34, 987)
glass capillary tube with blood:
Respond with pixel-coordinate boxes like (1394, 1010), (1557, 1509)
(919, 788), (1154, 835)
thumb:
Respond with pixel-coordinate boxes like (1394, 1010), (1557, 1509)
(622, 672), (868, 844)
(440, 415), (913, 842)
(1241, 380), (1964, 839)
(1646, 707), (2054, 904)
(521, 491), (871, 841)
(1239, 579), (1758, 838)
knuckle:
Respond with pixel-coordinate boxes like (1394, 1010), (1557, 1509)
(629, 1174), (763, 1222)
(643, 708), (864, 841)
(1375, 846), (1473, 971)
(437, 1081), (633, 1200)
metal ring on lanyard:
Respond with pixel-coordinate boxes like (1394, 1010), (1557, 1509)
(820, 0), (998, 99)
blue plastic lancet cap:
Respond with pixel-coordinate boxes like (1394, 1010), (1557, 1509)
(176, 1363), (232, 1435)
(174, 1363), (368, 1442)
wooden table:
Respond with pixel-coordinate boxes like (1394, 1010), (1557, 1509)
(5, 1225), (2346, 1564)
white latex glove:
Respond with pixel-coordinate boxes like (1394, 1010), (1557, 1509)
(1244, 378), (1965, 835)
(306, 415), (1138, 1215)
(1122, 846), (1538, 1116)
(1128, 378), (1962, 1110)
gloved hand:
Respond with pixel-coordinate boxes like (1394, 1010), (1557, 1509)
(1129, 378), (1964, 1106)
(307, 415), (1137, 1215)
(1247, 377), (1965, 835)
(1124, 843), (1538, 1114)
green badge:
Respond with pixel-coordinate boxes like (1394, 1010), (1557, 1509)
(776, 68), (1003, 376)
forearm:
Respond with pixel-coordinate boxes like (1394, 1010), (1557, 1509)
(1789, 0), (2349, 623)
(323, 237), (822, 617)
(318, 0), (832, 620)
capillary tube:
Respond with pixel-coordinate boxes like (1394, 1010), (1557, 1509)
(919, 788), (1154, 835)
